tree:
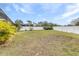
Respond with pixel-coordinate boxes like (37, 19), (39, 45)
(15, 19), (23, 30)
(27, 20), (33, 31)
(33, 22), (37, 27)
(27, 20), (33, 26)
(37, 22), (43, 26)
(42, 21), (53, 30)
(71, 18), (79, 25)
(75, 22), (79, 26)
(37, 21), (53, 30)
(42, 21), (49, 26)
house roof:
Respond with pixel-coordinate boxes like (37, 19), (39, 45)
(0, 8), (14, 24)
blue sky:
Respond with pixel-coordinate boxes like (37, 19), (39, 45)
(0, 3), (79, 25)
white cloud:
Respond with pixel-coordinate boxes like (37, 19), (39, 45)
(12, 4), (19, 12)
(62, 8), (79, 18)
(53, 3), (79, 25)
(62, 3), (79, 18)
(20, 8), (26, 13)
(41, 3), (62, 13)
(52, 4), (79, 25)
(5, 6), (11, 11)
(39, 3), (79, 22)
(12, 4), (33, 14)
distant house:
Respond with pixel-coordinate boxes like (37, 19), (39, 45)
(0, 8), (14, 24)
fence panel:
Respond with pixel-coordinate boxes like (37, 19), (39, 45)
(53, 26), (79, 34)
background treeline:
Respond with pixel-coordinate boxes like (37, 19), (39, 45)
(15, 19), (60, 30)
(14, 18), (79, 30)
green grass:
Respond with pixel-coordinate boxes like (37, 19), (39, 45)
(0, 30), (79, 56)
(19, 30), (79, 39)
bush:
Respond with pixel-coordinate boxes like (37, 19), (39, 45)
(43, 26), (53, 30)
(0, 20), (16, 44)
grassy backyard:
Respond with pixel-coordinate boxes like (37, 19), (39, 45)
(0, 30), (79, 56)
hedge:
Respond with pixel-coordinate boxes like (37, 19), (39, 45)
(0, 20), (16, 44)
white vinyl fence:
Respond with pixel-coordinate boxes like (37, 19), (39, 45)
(20, 26), (44, 31)
(20, 26), (79, 34)
(53, 26), (79, 34)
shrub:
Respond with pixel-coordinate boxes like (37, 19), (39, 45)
(0, 20), (16, 44)
(43, 26), (53, 30)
